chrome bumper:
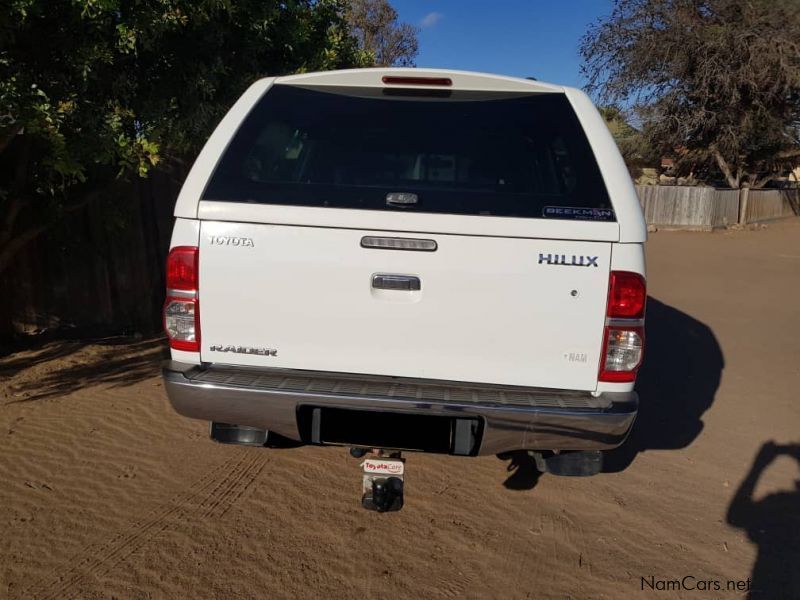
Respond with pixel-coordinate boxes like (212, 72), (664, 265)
(162, 361), (638, 456)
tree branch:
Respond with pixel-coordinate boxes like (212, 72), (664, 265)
(753, 172), (775, 189)
(775, 147), (800, 160)
(711, 147), (739, 188)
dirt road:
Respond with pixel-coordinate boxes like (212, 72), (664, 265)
(2, 220), (799, 599)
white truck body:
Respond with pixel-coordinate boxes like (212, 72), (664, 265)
(162, 68), (646, 459)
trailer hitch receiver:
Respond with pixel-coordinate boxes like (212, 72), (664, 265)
(358, 453), (405, 512)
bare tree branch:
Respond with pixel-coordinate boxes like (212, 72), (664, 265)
(346, 0), (419, 66)
(753, 173), (776, 189)
(712, 147), (739, 189)
(775, 148), (800, 160)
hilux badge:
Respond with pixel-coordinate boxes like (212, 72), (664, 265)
(538, 253), (599, 267)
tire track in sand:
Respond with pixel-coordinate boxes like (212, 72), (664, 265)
(434, 567), (477, 599)
(21, 450), (267, 600)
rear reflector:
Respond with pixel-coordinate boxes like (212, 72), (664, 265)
(600, 271), (646, 382)
(382, 76), (453, 87)
(164, 246), (200, 352)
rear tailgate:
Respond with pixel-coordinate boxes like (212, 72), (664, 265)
(194, 80), (621, 391)
(199, 221), (610, 390)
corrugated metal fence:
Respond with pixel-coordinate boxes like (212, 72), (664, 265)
(636, 185), (799, 229)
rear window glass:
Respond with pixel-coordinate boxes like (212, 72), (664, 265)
(203, 84), (614, 221)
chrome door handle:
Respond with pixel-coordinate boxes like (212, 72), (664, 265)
(372, 274), (421, 291)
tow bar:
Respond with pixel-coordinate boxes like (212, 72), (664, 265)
(351, 448), (405, 512)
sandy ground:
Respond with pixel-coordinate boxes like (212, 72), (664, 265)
(1, 219), (799, 600)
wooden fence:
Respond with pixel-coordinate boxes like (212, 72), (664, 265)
(0, 169), (181, 338)
(745, 189), (800, 223)
(636, 186), (739, 228)
(635, 185), (799, 229)
(1, 179), (797, 339)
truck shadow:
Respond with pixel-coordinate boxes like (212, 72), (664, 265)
(603, 296), (723, 472)
(498, 296), (723, 487)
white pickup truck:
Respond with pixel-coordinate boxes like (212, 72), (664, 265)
(161, 68), (646, 509)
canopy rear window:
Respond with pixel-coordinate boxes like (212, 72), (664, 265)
(203, 84), (614, 221)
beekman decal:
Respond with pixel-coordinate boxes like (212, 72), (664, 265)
(538, 253), (599, 267)
(542, 206), (615, 221)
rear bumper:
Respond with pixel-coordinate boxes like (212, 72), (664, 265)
(162, 361), (638, 456)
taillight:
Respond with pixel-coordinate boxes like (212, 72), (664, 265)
(607, 271), (646, 319)
(599, 271), (646, 382)
(166, 246), (198, 290)
(164, 246), (200, 352)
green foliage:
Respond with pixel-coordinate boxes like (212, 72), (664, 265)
(599, 106), (661, 180)
(0, 0), (369, 268)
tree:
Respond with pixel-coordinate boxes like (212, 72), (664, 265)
(0, 0), (369, 275)
(346, 0), (418, 67)
(599, 106), (661, 179)
(581, 0), (800, 188)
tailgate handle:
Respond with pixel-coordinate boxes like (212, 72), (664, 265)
(372, 274), (421, 291)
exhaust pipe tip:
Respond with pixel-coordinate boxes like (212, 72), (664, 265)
(209, 422), (268, 446)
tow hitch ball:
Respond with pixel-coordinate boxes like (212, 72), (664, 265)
(351, 448), (405, 512)
(364, 477), (404, 512)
